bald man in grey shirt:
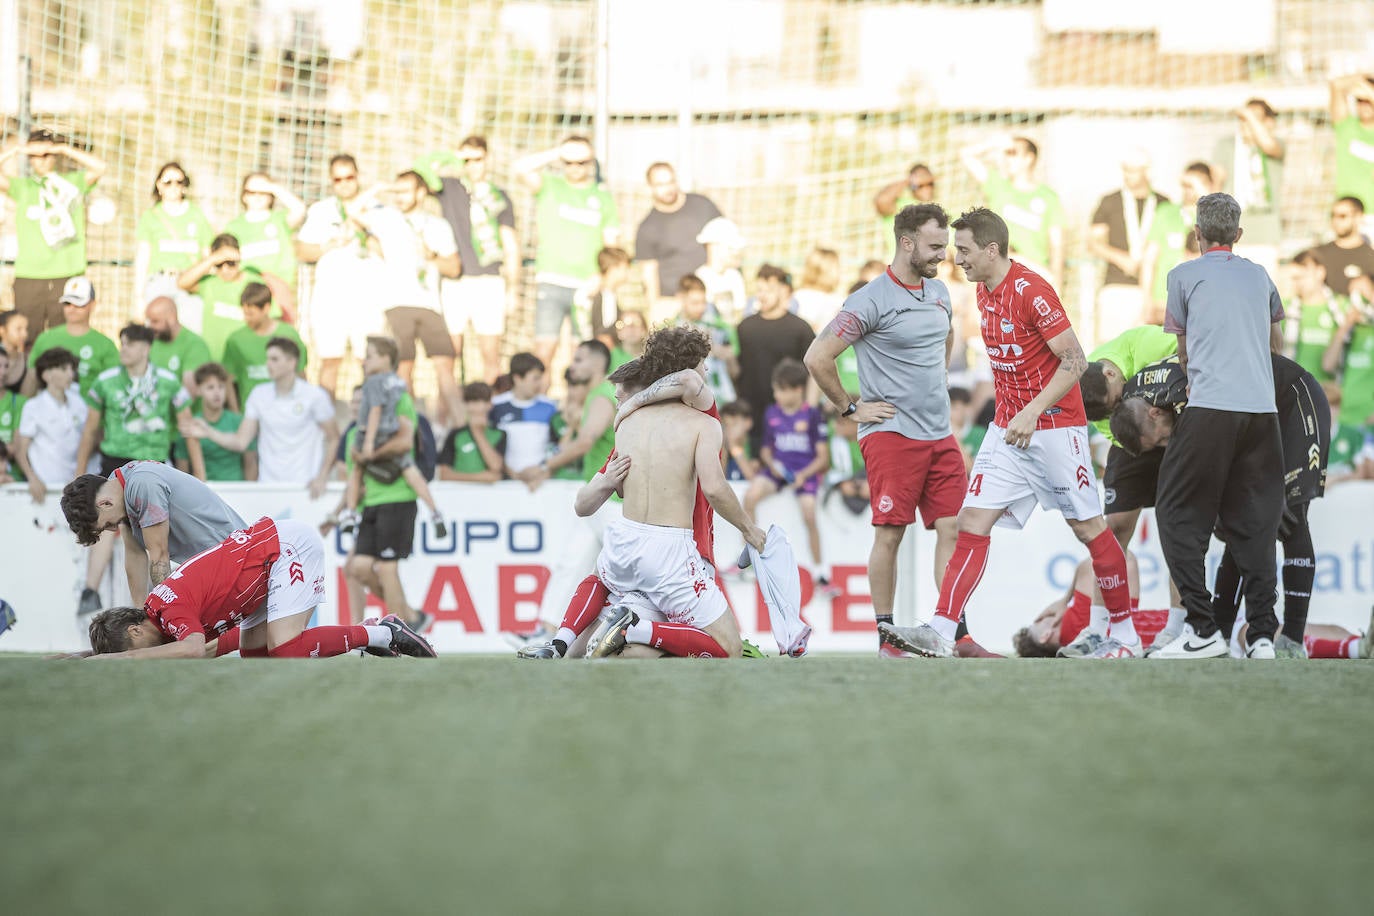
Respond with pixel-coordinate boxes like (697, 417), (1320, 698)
(61, 461), (246, 605)
(1150, 193), (1286, 660)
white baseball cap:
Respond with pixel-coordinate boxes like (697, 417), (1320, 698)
(59, 276), (95, 306)
(696, 217), (746, 248)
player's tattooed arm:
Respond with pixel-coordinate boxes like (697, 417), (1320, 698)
(1055, 339), (1088, 380)
(142, 521), (173, 591)
(614, 369), (712, 429)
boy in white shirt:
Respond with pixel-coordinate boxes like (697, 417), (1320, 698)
(13, 346), (89, 503)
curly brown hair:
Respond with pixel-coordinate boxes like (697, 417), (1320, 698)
(61, 474), (110, 547)
(89, 606), (149, 655)
(1011, 627), (1059, 658)
(638, 325), (711, 384)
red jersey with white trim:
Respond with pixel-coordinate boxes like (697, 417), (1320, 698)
(976, 260), (1087, 429)
(599, 404), (719, 567)
(143, 517), (282, 641)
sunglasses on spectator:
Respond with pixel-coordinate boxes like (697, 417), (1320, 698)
(216, 260), (240, 269)
(158, 177), (187, 186)
(561, 158), (594, 167)
(463, 155), (485, 163)
(910, 180), (935, 189)
(332, 174), (358, 184)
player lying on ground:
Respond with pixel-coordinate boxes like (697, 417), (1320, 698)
(1012, 557), (1160, 657)
(82, 517), (435, 659)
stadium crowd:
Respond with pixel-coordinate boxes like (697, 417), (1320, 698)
(3, 74), (1374, 658)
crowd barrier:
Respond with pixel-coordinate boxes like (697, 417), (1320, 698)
(2, 480), (1371, 655)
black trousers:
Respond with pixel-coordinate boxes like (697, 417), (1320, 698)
(1156, 407), (1284, 640)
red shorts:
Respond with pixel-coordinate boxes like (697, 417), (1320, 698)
(859, 432), (966, 528)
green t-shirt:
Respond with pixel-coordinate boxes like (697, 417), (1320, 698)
(226, 210), (298, 290)
(547, 411), (584, 481)
(534, 174), (619, 282)
(1286, 296), (1344, 385)
(29, 325), (119, 394)
(581, 380), (618, 482)
(150, 328), (212, 383)
(86, 365), (191, 460)
(0, 390), (27, 481)
(136, 202), (214, 275)
(443, 425), (507, 474)
(880, 191), (917, 240)
(1088, 326), (1179, 443)
(348, 393), (419, 508)
(1333, 116), (1374, 212)
(1337, 323), (1374, 429)
(222, 322), (307, 404)
(196, 267), (263, 360)
(962, 423), (987, 456)
(6, 171), (91, 278)
(982, 169), (1064, 269)
(1145, 201), (1189, 304)
(837, 347), (861, 397)
(173, 408), (248, 481)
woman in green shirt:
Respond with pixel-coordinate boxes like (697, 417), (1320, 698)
(135, 162), (216, 302)
(225, 172), (306, 293)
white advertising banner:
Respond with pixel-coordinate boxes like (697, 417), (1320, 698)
(2, 480), (1371, 655)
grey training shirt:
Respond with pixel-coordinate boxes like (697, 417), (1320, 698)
(840, 269), (953, 441)
(1163, 248), (1284, 413)
(116, 461), (247, 562)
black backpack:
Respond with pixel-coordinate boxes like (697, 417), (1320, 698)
(413, 413), (438, 482)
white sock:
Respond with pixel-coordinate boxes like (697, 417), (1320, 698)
(364, 625), (392, 648)
(1350, 638), (1363, 659)
(929, 615), (958, 641)
(626, 618), (653, 645)
(1089, 604), (1109, 636)
(1109, 614), (1139, 645)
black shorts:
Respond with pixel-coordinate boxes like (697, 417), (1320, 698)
(1279, 373), (1330, 506)
(386, 307), (456, 361)
(354, 501), (418, 561)
(1102, 444), (1165, 515)
(99, 451), (131, 478)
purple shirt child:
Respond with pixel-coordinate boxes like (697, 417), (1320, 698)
(761, 403), (827, 495)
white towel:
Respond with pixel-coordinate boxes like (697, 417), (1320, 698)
(738, 524), (811, 656)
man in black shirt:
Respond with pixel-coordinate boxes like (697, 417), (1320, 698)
(1311, 197), (1374, 300)
(635, 162), (723, 324)
(735, 265), (815, 453)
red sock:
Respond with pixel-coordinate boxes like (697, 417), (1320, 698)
(560, 575), (610, 636)
(934, 532), (991, 623)
(215, 628), (242, 657)
(1304, 635), (1358, 659)
(648, 622), (728, 658)
(268, 626), (369, 658)
(1087, 529), (1132, 626)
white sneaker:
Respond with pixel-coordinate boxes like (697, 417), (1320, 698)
(1077, 637), (1142, 659)
(1143, 622), (1183, 657)
(1246, 637), (1275, 659)
(1148, 623), (1229, 659)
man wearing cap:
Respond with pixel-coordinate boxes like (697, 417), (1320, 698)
(634, 162), (722, 326)
(24, 277), (118, 397)
(1088, 149), (1176, 345)
(694, 217), (748, 322)
(0, 129), (108, 345)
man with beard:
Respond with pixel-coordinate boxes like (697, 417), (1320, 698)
(145, 296), (211, 397)
(804, 203), (966, 656)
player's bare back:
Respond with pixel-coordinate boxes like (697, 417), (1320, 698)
(614, 403), (710, 529)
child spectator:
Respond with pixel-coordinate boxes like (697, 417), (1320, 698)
(343, 336), (447, 535)
(548, 368), (588, 481)
(609, 309), (647, 370)
(743, 359), (831, 585)
(719, 399), (757, 481)
(12, 347), (86, 501)
(825, 399), (869, 515)
(579, 246), (632, 351)
(677, 273), (738, 403)
(174, 363), (256, 481)
(437, 382), (507, 482)
(0, 344), (24, 480)
(694, 218), (748, 322)
(489, 352), (558, 475)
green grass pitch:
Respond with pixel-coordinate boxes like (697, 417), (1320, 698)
(2, 656), (1370, 915)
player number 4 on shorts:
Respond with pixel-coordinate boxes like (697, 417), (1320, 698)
(968, 473), (983, 496)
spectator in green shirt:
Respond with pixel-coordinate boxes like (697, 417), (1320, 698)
(24, 277), (119, 397)
(0, 127), (107, 346)
(548, 370), (588, 481)
(522, 339), (616, 489)
(177, 233), (292, 360)
(222, 282), (307, 408)
(959, 134), (1065, 287)
(226, 172), (307, 293)
(134, 161), (216, 303)
(873, 162), (937, 242)
(437, 382), (506, 482)
(1328, 73), (1374, 213)
(144, 296), (212, 397)
(173, 362), (256, 481)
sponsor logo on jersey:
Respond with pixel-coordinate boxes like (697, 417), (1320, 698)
(999, 318), (1015, 334)
(1014, 278), (1030, 294)
(987, 343), (1024, 358)
(1033, 295), (1050, 316)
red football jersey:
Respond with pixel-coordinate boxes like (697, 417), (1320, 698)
(600, 403), (719, 567)
(144, 517), (281, 642)
(976, 261), (1086, 430)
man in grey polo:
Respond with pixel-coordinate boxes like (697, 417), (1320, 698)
(805, 203), (966, 654)
(60, 461), (246, 607)
(1151, 192), (1285, 659)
